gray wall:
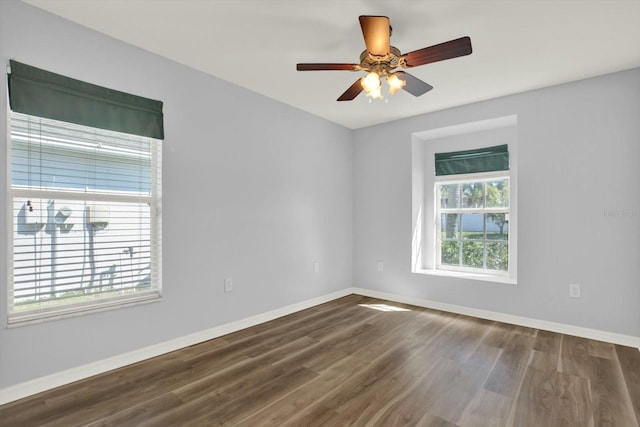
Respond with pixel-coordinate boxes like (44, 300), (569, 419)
(354, 67), (640, 337)
(0, 0), (353, 388)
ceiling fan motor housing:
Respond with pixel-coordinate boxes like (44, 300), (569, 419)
(359, 46), (403, 75)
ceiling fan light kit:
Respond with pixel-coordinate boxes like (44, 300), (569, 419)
(296, 15), (472, 102)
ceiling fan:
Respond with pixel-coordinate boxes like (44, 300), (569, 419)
(296, 15), (472, 101)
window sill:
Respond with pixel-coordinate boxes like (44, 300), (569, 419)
(413, 268), (517, 285)
(7, 292), (162, 327)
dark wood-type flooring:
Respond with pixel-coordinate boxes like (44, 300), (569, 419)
(1, 294), (639, 426)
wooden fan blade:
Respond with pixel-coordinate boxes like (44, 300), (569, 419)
(359, 15), (390, 56)
(337, 78), (364, 101)
(297, 63), (360, 71)
(396, 71), (433, 97)
(403, 36), (472, 68)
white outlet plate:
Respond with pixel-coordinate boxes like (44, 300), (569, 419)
(569, 283), (581, 298)
(313, 262), (320, 273)
(224, 278), (233, 293)
(377, 262), (384, 272)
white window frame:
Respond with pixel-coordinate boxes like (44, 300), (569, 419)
(435, 171), (510, 276)
(6, 111), (162, 325)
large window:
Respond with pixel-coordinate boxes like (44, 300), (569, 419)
(8, 113), (162, 323)
(7, 60), (163, 324)
(436, 174), (510, 273)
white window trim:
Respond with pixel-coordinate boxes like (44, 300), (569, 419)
(412, 267), (517, 285)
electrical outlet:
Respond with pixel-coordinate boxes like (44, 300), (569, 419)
(569, 283), (581, 298)
(224, 278), (233, 293)
(313, 262), (320, 273)
(377, 262), (384, 272)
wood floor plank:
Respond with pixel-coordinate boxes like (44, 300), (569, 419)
(616, 344), (640, 425)
(483, 322), (536, 350)
(273, 309), (410, 373)
(226, 299), (374, 357)
(457, 388), (512, 427)
(427, 354), (498, 423)
(179, 335), (321, 416)
(279, 312), (459, 424)
(311, 314), (493, 424)
(279, 405), (342, 427)
(4, 355), (196, 426)
(291, 342), (427, 419)
(83, 392), (184, 427)
(331, 331), (465, 424)
(433, 315), (495, 363)
(291, 311), (460, 425)
(587, 338), (616, 360)
(368, 357), (465, 425)
(236, 313), (444, 426)
(352, 308), (456, 363)
(221, 294), (368, 345)
(330, 364), (436, 425)
(234, 355), (370, 426)
(589, 354), (639, 427)
(528, 329), (561, 372)
(511, 367), (592, 427)
(371, 339), (502, 425)
(483, 331), (535, 397)
(561, 335), (639, 426)
(483, 321), (517, 348)
(559, 334), (593, 378)
(415, 412), (460, 427)
(0, 397), (46, 426)
(1, 295), (638, 426)
(183, 366), (318, 426)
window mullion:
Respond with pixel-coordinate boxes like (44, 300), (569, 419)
(441, 207), (507, 215)
(482, 213), (487, 269)
(9, 188), (151, 205)
(458, 214), (463, 267)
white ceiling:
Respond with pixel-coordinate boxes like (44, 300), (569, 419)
(23, 0), (640, 129)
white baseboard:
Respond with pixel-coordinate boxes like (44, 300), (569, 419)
(0, 288), (352, 406)
(2, 285), (638, 406)
(352, 287), (640, 348)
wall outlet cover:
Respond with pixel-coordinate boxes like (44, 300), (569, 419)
(569, 283), (581, 298)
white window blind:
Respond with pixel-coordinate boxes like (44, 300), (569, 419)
(8, 112), (162, 324)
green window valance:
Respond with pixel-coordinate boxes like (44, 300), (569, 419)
(8, 60), (164, 139)
(435, 144), (509, 176)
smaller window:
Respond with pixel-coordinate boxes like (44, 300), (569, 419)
(436, 173), (510, 274)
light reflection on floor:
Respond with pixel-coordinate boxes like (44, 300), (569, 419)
(358, 303), (411, 312)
